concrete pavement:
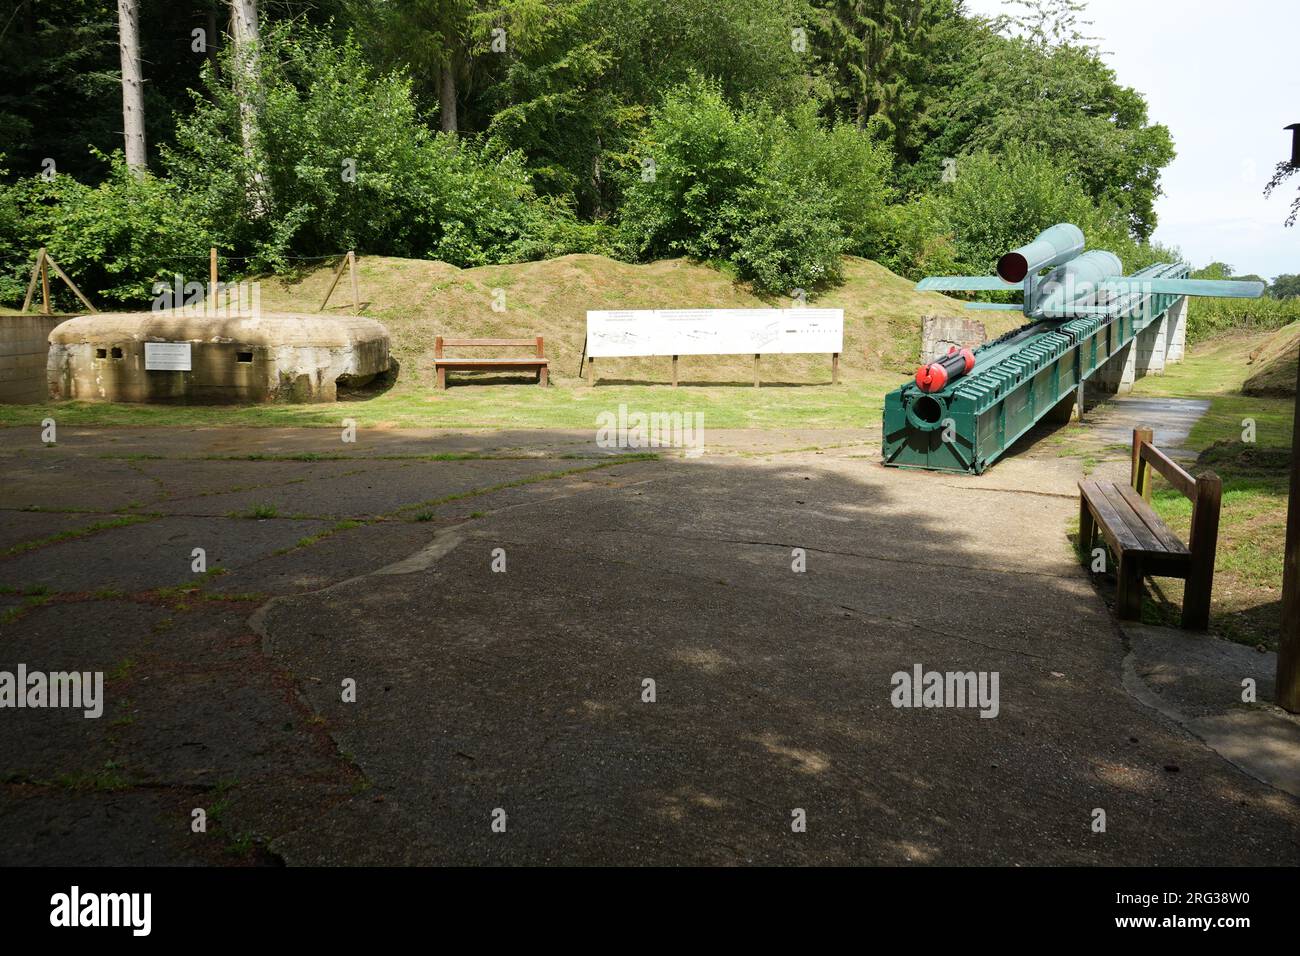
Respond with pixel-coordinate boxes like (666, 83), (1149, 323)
(0, 424), (1296, 865)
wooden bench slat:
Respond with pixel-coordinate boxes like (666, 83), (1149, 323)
(439, 338), (541, 347)
(1113, 482), (1190, 555)
(434, 358), (548, 366)
(1096, 481), (1168, 554)
(1079, 480), (1146, 554)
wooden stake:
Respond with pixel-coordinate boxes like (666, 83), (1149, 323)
(672, 355), (679, 387)
(832, 352), (840, 385)
(754, 353), (760, 388)
(588, 357), (596, 386)
(348, 250), (359, 311)
(21, 249), (44, 313)
(40, 253), (97, 313)
(318, 254), (349, 312)
(40, 248), (50, 315)
(1278, 344), (1300, 712)
(209, 247), (218, 314)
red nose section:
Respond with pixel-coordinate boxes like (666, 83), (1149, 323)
(914, 363), (948, 392)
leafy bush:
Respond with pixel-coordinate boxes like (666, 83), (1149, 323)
(766, 105), (896, 261)
(927, 147), (1098, 276)
(731, 178), (845, 293)
(873, 194), (958, 280)
(1187, 298), (1300, 344)
(166, 23), (588, 272)
(617, 79), (898, 293)
(0, 24), (612, 306)
(0, 152), (210, 305)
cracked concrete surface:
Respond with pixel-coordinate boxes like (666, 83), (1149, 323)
(0, 424), (1296, 865)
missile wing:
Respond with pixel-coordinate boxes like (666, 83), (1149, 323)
(1099, 278), (1265, 299)
(915, 276), (1020, 291)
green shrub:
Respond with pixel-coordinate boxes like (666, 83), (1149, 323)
(617, 79), (895, 294)
(731, 178), (845, 293)
(166, 23), (577, 272)
(1187, 298), (1300, 344)
(0, 24), (605, 306)
(0, 153), (210, 305)
(928, 147), (1098, 276)
(767, 106), (895, 261)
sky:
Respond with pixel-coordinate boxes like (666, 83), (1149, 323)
(962, 0), (1300, 281)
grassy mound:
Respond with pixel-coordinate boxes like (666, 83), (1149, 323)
(256, 254), (1012, 388)
(1242, 320), (1300, 397)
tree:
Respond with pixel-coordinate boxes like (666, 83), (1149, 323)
(996, 0), (1097, 49)
(476, 0), (812, 215)
(347, 0), (487, 134)
(230, 0), (268, 212)
(117, 0), (148, 173)
(912, 21), (1174, 239)
(1271, 274), (1300, 299)
(811, 0), (960, 157)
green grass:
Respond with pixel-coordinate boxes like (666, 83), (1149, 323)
(2, 251), (991, 431)
(1128, 331), (1293, 648)
(1, 514), (152, 558)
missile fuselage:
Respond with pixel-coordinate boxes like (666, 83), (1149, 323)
(996, 223), (1086, 284)
(1036, 249), (1123, 312)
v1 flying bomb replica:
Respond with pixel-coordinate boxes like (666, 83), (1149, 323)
(883, 224), (1265, 473)
(917, 222), (1263, 318)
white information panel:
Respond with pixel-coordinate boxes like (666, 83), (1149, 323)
(586, 308), (843, 358)
(144, 342), (192, 371)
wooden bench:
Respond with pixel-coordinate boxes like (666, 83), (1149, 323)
(1078, 427), (1222, 629)
(434, 336), (548, 389)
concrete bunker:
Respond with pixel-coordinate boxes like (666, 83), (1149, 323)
(47, 310), (392, 404)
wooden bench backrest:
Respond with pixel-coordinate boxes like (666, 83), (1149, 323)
(435, 336), (544, 358)
(1130, 427), (1222, 554)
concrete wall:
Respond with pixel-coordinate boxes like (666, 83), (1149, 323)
(46, 312), (392, 404)
(0, 315), (63, 404)
(921, 315), (987, 364)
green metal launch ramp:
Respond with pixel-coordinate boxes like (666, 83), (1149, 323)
(882, 225), (1263, 475)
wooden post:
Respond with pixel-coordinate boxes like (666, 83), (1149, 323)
(1130, 427), (1153, 500)
(831, 352), (839, 385)
(209, 247), (218, 314)
(1278, 345), (1300, 711)
(21, 249), (44, 313)
(1117, 555), (1143, 619)
(348, 250), (359, 311)
(318, 254), (349, 312)
(672, 355), (679, 388)
(1078, 495), (1095, 558)
(754, 353), (760, 388)
(42, 253), (98, 313)
(588, 357), (596, 386)
(40, 248), (50, 315)
(1183, 472), (1221, 631)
